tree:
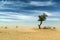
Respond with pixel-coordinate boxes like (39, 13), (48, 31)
(38, 13), (48, 29)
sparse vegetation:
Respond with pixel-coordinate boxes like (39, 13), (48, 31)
(43, 26), (48, 29)
(5, 26), (7, 29)
(42, 26), (56, 29)
(48, 27), (51, 29)
(16, 26), (18, 28)
(53, 27), (56, 29)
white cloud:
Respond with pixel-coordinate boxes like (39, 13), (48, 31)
(0, 19), (14, 22)
(40, 11), (53, 16)
(30, 1), (56, 6)
(0, 1), (13, 8)
(0, 11), (60, 22)
(0, 12), (36, 22)
(9, 14), (36, 21)
(31, 10), (60, 21)
(47, 18), (60, 21)
(24, 10), (54, 16)
(0, 1), (22, 10)
(15, 15), (32, 20)
(0, 1), (27, 10)
(0, 1), (13, 4)
(38, 11), (60, 17)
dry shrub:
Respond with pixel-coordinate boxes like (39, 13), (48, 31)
(48, 27), (51, 29)
(43, 26), (48, 29)
(5, 27), (7, 29)
(53, 27), (56, 29)
(43, 26), (56, 30)
(16, 26), (18, 28)
(43, 26), (52, 29)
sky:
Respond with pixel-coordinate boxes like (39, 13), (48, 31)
(0, 0), (60, 27)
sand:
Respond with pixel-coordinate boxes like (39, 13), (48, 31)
(0, 27), (60, 40)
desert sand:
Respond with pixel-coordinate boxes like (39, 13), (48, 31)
(0, 27), (60, 40)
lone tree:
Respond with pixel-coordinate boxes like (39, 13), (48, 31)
(38, 13), (48, 29)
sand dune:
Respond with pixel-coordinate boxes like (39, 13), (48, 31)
(0, 27), (60, 40)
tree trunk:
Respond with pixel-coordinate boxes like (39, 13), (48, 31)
(39, 21), (42, 29)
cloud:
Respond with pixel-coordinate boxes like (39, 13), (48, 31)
(0, 1), (57, 13)
(14, 15), (33, 20)
(39, 11), (53, 16)
(0, 1), (13, 8)
(0, 19), (14, 22)
(0, 12), (36, 22)
(0, 0), (59, 26)
(39, 11), (60, 17)
(29, 1), (56, 6)
(0, 1), (29, 12)
(0, 1), (13, 4)
(30, 10), (60, 21)
(47, 18), (60, 21)
(0, 1), (18, 9)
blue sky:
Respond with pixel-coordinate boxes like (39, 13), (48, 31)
(0, 0), (60, 27)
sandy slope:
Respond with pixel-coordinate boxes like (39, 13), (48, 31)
(0, 27), (60, 40)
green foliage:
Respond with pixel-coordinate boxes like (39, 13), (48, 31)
(38, 13), (48, 21)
